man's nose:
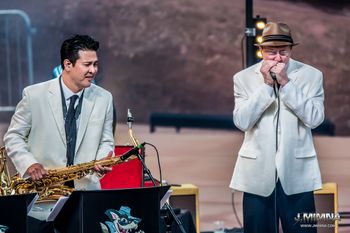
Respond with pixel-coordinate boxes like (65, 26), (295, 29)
(89, 65), (97, 73)
(274, 53), (282, 61)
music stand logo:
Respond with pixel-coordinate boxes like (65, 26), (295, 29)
(0, 225), (9, 233)
(100, 206), (145, 233)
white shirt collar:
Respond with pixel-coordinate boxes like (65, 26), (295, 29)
(60, 77), (84, 100)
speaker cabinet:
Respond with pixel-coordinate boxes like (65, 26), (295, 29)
(314, 183), (338, 233)
(169, 184), (200, 233)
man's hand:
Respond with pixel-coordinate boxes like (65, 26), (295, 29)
(94, 151), (113, 177)
(270, 62), (289, 86)
(26, 163), (48, 180)
(260, 60), (278, 86)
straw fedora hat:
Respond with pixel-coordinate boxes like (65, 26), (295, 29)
(256, 22), (299, 47)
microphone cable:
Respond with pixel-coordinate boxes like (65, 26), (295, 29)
(273, 80), (280, 233)
(231, 192), (243, 228)
(144, 142), (163, 185)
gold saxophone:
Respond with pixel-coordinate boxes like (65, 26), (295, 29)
(0, 147), (13, 196)
(0, 146), (137, 201)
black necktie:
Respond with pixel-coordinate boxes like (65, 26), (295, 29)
(65, 95), (79, 166)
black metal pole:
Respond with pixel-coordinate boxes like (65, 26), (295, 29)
(246, 0), (255, 67)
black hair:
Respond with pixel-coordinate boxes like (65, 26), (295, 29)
(60, 35), (99, 69)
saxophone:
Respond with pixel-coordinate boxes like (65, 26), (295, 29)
(0, 147), (13, 196)
(0, 146), (137, 201)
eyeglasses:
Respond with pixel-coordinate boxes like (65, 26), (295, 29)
(262, 49), (290, 57)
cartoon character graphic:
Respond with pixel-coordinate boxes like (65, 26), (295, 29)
(100, 206), (145, 233)
(0, 225), (8, 233)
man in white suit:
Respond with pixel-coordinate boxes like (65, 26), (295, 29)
(4, 35), (114, 232)
(230, 22), (324, 233)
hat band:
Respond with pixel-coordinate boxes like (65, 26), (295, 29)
(262, 35), (294, 44)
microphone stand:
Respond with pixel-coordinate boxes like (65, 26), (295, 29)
(134, 148), (187, 233)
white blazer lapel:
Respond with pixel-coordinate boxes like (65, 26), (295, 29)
(254, 61), (263, 75)
(286, 59), (301, 78)
(48, 79), (66, 146)
(75, 86), (95, 153)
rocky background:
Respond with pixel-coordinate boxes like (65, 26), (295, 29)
(0, 0), (349, 135)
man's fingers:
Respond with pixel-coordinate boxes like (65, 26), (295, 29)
(95, 151), (114, 174)
(30, 170), (42, 180)
(29, 170), (37, 180)
(94, 164), (103, 172)
(94, 164), (112, 175)
(106, 151), (113, 158)
(103, 166), (113, 172)
(272, 63), (285, 73)
(27, 163), (48, 180)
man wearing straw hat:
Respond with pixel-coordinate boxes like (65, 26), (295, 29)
(230, 22), (324, 233)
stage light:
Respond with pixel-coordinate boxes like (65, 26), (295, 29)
(256, 50), (262, 59)
(256, 21), (266, 30)
(253, 15), (267, 62)
(256, 35), (263, 44)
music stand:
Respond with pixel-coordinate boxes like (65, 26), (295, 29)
(54, 186), (170, 233)
(0, 193), (37, 233)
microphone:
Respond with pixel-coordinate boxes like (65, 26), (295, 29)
(127, 109), (134, 129)
(270, 71), (280, 89)
(120, 143), (145, 161)
(270, 71), (277, 81)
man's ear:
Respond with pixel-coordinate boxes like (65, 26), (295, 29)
(63, 59), (73, 71)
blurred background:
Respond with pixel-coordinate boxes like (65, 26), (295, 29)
(0, 0), (349, 135)
(0, 0), (349, 232)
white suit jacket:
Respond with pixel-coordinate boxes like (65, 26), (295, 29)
(4, 78), (115, 190)
(230, 59), (324, 196)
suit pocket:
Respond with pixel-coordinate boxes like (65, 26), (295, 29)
(89, 117), (104, 124)
(295, 148), (316, 158)
(238, 148), (258, 159)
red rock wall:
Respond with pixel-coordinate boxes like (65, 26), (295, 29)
(0, 0), (349, 135)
